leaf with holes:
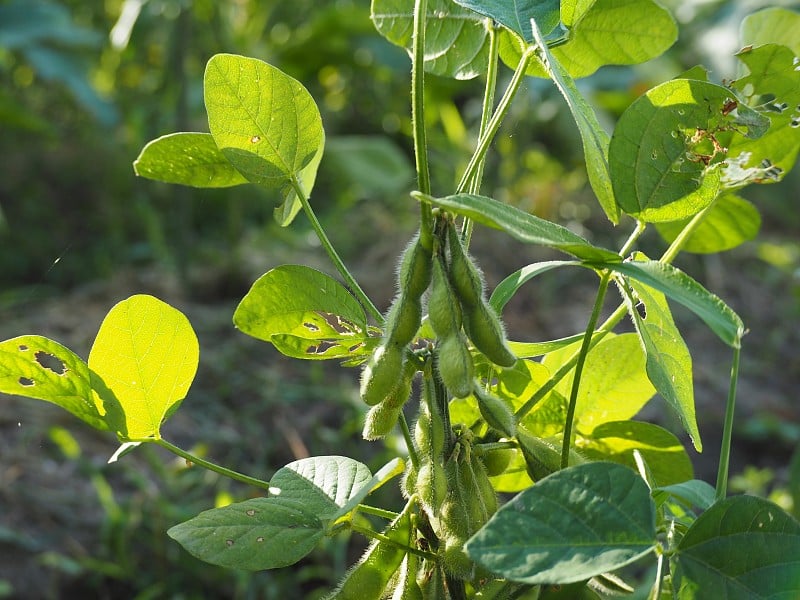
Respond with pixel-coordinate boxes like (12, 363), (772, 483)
(499, 0), (677, 79)
(88, 295), (199, 441)
(655, 194), (761, 254)
(609, 79), (768, 222)
(204, 54), (324, 225)
(371, 0), (489, 80)
(412, 192), (620, 261)
(233, 265), (369, 360)
(452, 0), (560, 43)
(133, 132), (248, 188)
(0, 335), (107, 431)
(672, 495), (800, 599)
(465, 462), (657, 584)
(168, 497), (324, 571)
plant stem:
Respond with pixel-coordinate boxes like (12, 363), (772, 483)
(456, 47), (535, 196)
(715, 345), (740, 502)
(410, 0), (434, 238)
(291, 177), (383, 324)
(561, 271), (611, 468)
(358, 504), (399, 520)
(660, 198), (716, 263)
(155, 438), (272, 492)
(350, 522), (438, 560)
(399, 411), (419, 470)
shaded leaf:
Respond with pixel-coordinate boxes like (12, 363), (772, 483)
(133, 132), (248, 188)
(465, 462), (657, 584)
(412, 192), (620, 261)
(88, 295), (199, 441)
(655, 194), (761, 254)
(0, 335), (106, 431)
(491, 260), (580, 312)
(673, 496), (800, 599)
(453, 0), (560, 42)
(652, 479), (716, 512)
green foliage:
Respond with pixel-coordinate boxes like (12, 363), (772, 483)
(3, 1), (800, 598)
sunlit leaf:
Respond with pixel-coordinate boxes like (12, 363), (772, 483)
(371, 0), (490, 79)
(466, 462), (657, 584)
(673, 496), (800, 599)
(133, 132), (248, 188)
(740, 7), (800, 54)
(88, 295), (199, 441)
(655, 194), (761, 254)
(0, 335), (106, 431)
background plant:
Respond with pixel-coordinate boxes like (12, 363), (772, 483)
(1, 0), (799, 598)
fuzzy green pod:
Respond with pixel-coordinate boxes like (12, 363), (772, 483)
(463, 303), (517, 368)
(480, 447), (514, 477)
(391, 553), (424, 600)
(416, 559), (446, 600)
(428, 254), (462, 339)
(385, 293), (423, 347)
(360, 342), (405, 406)
(399, 233), (434, 301)
(517, 428), (586, 481)
(326, 497), (415, 600)
(436, 335), (474, 399)
(362, 400), (404, 440)
(416, 462), (448, 514)
(473, 384), (517, 437)
(446, 221), (484, 309)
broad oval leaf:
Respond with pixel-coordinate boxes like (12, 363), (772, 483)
(622, 273), (700, 451)
(465, 462), (657, 584)
(234, 265), (368, 360)
(741, 7), (800, 54)
(167, 497), (324, 571)
(0, 335), (106, 431)
(371, 0), (490, 79)
(579, 421), (693, 487)
(452, 0), (560, 42)
(673, 495), (800, 599)
(133, 132), (248, 188)
(412, 192), (620, 261)
(203, 53), (324, 216)
(655, 194), (761, 254)
(500, 0), (677, 79)
(652, 479), (716, 512)
(491, 260), (580, 312)
(609, 79), (768, 222)
(594, 260), (744, 348)
(88, 295), (199, 441)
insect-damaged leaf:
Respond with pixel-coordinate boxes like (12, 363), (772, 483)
(233, 265), (370, 360)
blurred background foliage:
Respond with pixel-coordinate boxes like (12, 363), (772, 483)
(0, 0), (798, 598)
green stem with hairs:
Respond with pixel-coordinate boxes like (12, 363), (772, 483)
(411, 0), (433, 235)
(350, 522), (438, 560)
(715, 345), (741, 501)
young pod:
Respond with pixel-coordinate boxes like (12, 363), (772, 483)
(391, 553), (424, 600)
(415, 461), (448, 513)
(480, 447), (514, 477)
(398, 233), (434, 301)
(436, 335), (474, 399)
(445, 221), (484, 309)
(473, 384), (517, 438)
(416, 559), (446, 600)
(326, 498), (415, 600)
(462, 302), (517, 368)
(362, 399), (404, 441)
(428, 254), (462, 340)
(360, 342), (405, 406)
(517, 428), (586, 481)
(385, 293), (422, 347)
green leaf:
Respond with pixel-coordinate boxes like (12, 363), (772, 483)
(491, 261), (580, 312)
(673, 496), (800, 599)
(371, 0), (490, 80)
(622, 274), (701, 451)
(488, 449), (534, 493)
(334, 457), (405, 522)
(499, 0), (677, 79)
(609, 79), (768, 222)
(88, 295), (199, 441)
(324, 136), (414, 198)
(579, 421), (693, 487)
(269, 456), (373, 527)
(412, 192), (620, 261)
(0, 335), (107, 431)
(133, 132), (248, 188)
(233, 265), (369, 360)
(655, 194), (761, 254)
(560, 0), (596, 28)
(652, 479), (716, 512)
(741, 7), (800, 54)
(507, 334), (586, 359)
(452, 0), (561, 42)
(203, 54), (324, 224)
(465, 462), (657, 584)
(529, 18), (618, 223)
(595, 260), (744, 348)
(727, 44), (800, 184)
(167, 497), (324, 571)
(545, 333), (656, 433)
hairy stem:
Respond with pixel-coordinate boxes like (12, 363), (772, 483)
(350, 522), (437, 560)
(358, 504), (399, 520)
(155, 438), (271, 491)
(715, 345), (741, 501)
(561, 271), (611, 468)
(400, 411), (419, 470)
(411, 0), (433, 237)
(291, 177), (383, 323)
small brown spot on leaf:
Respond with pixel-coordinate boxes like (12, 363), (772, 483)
(246, 509), (256, 517)
(303, 322), (320, 332)
(18, 377), (34, 387)
(250, 135), (261, 143)
(18, 345), (28, 351)
(256, 537), (264, 542)
(35, 351), (66, 375)
(226, 539), (234, 547)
